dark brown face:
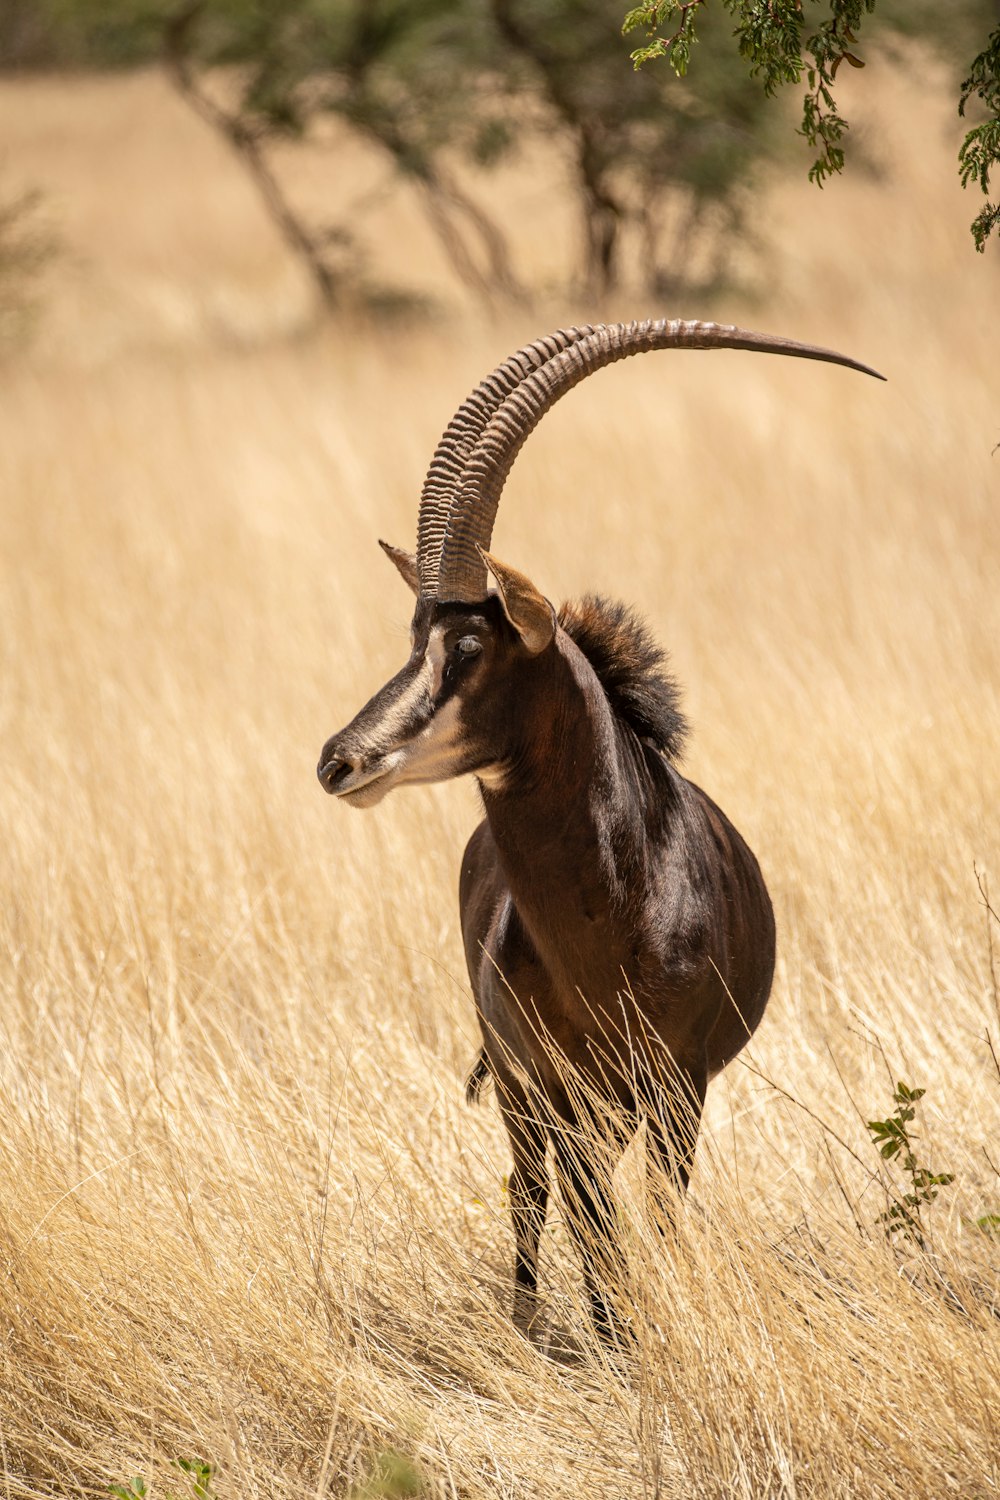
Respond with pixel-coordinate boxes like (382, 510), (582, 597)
(316, 596), (521, 807)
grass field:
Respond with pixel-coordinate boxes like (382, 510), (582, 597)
(1, 52), (998, 1499)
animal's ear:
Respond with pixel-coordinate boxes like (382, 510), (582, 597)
(378, 539), (419, 596)
(477, 547), (556, 656)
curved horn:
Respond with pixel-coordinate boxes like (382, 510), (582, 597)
(416, 326), (599, 595)
(435, 318), (886, 603)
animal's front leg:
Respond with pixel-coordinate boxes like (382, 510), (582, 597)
(496, 1086), (549, 1339)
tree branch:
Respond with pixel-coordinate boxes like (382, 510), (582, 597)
(164, 3), (344, 310)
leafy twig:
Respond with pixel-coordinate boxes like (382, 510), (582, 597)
(625, 2), (1000, 248)
(867, 1082), (954, 1249)
(959, 26), (1000, 252)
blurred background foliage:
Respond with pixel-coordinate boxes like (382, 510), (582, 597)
(623, 0), (1000, 248)
(0, 0), (997, 315)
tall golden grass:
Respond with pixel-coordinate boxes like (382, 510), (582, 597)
(1, 51), (998, 1499)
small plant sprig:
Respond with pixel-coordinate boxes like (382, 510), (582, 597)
(867, 1082), (954, 1249)
(109, 1460), (216, 1500)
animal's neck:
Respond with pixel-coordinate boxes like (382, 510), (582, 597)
(479, 632), (654, 983)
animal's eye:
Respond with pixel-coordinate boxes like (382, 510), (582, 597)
(455, 636), (482, 658)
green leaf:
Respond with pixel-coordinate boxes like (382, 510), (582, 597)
(969, 201), (1000, 251)
(895, 1082), (925, 1103)
(171, 1460), (215, 1499)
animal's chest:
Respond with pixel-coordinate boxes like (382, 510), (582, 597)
(479, 882), (668, 1052)
(473, 853), (735, 1088)
(476, 891), (590, 1061)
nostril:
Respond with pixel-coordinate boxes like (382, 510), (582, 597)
(318, 756), (354, 794)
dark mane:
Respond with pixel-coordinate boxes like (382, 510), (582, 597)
(557, 595), (688, 761)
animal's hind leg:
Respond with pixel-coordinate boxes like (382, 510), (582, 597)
(496, 1086), (549, 1338)
(642, 1058), (707, 1223)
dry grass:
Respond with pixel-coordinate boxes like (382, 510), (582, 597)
(1, 49), (999, 1500)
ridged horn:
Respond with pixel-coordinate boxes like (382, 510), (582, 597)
(416, 326), (599, 596)
(435, 319), (886, 603)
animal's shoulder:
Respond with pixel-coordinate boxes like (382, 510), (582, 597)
(557, 595), (688, 761)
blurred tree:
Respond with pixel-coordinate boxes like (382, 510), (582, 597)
(488, 0), (780, 296)
(165, 0), (530, 311)
(623, 0), (1000, 251)
(4, 0), (529, 310)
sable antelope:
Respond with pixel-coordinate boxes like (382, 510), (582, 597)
(317, 319), (882, 1340)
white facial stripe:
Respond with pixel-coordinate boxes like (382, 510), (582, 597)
(396, 694), (465, 784)
(367, 637), (437, 750)
(425, 625), (447, 698)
